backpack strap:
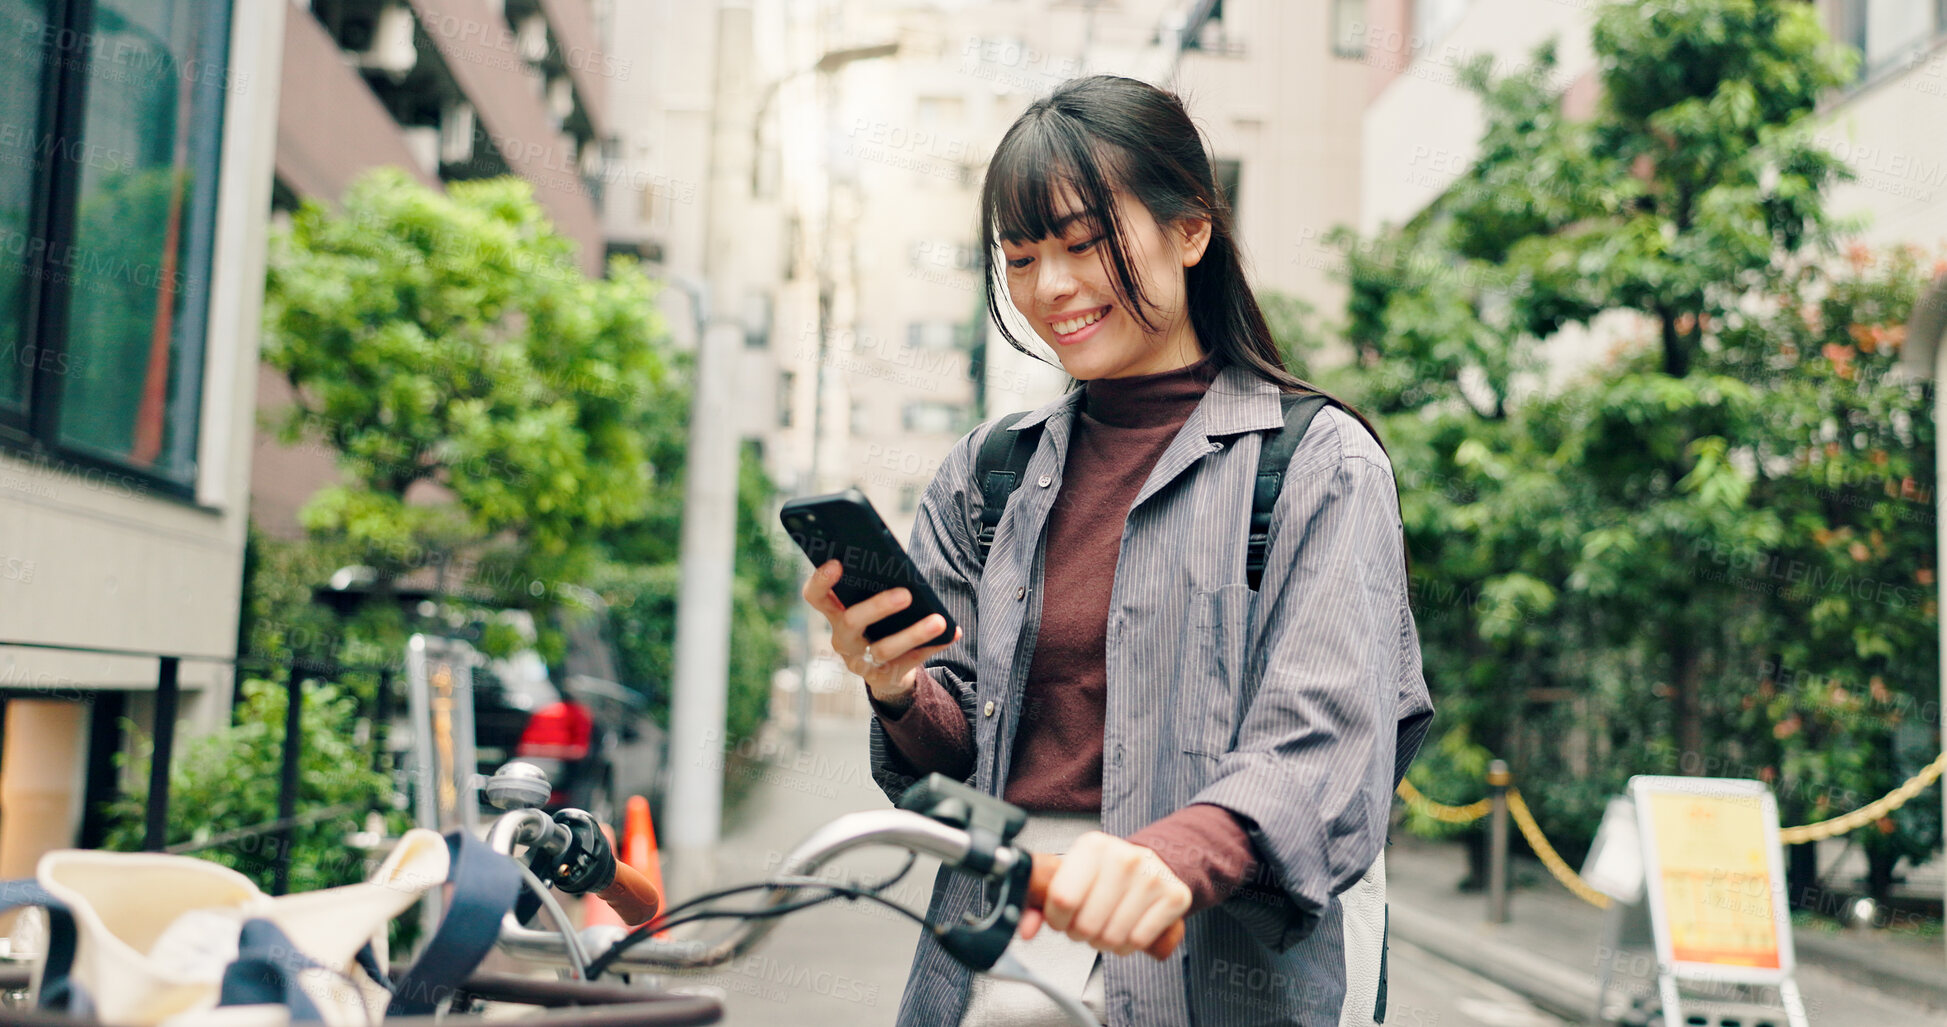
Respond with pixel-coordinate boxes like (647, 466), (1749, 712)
(1248, 394), (1332, 591)
(974, 393), (1330, 589)
(973, 412), (1040, 565)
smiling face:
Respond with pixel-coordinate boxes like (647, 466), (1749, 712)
(996, 183), (1212, 381)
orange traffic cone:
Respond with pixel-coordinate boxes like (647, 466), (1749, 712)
(624, 796), (664, 902)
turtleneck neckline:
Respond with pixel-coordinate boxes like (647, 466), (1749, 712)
(1081, 352), (1220, 429)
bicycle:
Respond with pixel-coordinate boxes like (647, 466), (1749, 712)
(479, 761), (1186, 1026)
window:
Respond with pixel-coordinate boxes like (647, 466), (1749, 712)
(777, 371), (795, 428)
(849, 398), (870, 435)
(909, 240), (979, 272)
(1330, 0), (1365, 58)
(1213, 158), (1242, 218)
(1411, 0), (1469, 49)
(1, 0), (51, 415)
(0, 0), (233, 494)
(906, 320), (959, 350)
(1836, 0), (1945, 82)
(898, 483), (919, 514)
(915, 96), (963, 128)
(902, 400), (961, 435)
(743, 292), (771, 349)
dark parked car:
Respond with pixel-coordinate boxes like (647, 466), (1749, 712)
(316, 572), (663, 827)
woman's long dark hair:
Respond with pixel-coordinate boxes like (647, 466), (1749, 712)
(978, 74), (1386, 450)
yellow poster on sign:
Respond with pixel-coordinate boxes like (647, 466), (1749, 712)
(1645, 791), (1782, 969)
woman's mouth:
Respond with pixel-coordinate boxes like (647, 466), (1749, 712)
(1051, 305), (1112, 345)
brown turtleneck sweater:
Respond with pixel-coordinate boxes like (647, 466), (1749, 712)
(872, 354), (1258, 915)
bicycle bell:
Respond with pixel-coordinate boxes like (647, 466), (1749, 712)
(486, 761), (554, 810)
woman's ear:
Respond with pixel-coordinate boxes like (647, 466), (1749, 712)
(1177, 216), (1213, 269)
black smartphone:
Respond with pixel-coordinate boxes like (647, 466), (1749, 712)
(780, 488), (957, 649)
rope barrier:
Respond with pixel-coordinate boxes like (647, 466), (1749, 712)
(1506, 789), (1612, 909)
(1776, 750), (1947, 844)
(1395, 778), (1492, 823)
(1394, 750), (1947, 909)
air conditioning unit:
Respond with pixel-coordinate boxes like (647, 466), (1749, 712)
(548, 76), (575, 124)
(400, 126), (438, 175)
(515, 14), (549, 63)
(439, 102), (475, 165)
(350, 3), (417, 78)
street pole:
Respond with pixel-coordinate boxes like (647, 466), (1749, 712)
(1486, 759), (1511, 924)
(1932, 307), (1947, 972)
(1897, 274), (1947, 971)
(664, 2), (748, 901)
(795, 62), (839, 754)
(784, 40), (897, 753)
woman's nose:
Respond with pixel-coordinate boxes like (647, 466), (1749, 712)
(1034, 256), (1078, 307)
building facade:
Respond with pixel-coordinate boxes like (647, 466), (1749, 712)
(0, 0), (284, 870)
(254, 0), (615, 539)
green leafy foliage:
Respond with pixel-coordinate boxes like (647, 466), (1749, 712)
(262, 168), (668, 604)
(105, 680), (397, 896)
(1318, 0), (1940, 882)
(258, 166), (794, 792)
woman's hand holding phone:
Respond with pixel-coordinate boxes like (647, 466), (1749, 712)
(799, 559), (962, 712)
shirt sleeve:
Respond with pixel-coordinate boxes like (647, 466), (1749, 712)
(1189, 408), (1435, 951)
(1128, 804), (1259, 916)
(867, 426), (988, 803)
(868, 667), (976, 782)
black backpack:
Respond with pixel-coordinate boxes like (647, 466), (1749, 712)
(973, 393), (1332, 591)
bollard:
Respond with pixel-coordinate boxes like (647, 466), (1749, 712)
(1487, 759), (1511, 924)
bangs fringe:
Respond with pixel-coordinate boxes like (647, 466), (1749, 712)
(982, 113), (1122, 245)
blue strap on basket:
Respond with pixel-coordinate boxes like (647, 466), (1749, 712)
(0, 878), (84, 1015)
(219, 918), (328, 1021)
(386, 829), (521, 1016)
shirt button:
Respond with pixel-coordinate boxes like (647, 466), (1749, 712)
(1015, 586), (1027, 600)
(983, 700), (996, 717)
(1037, 474), (1052, 487)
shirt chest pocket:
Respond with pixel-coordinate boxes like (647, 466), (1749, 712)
(1182, 582), (1254, 759)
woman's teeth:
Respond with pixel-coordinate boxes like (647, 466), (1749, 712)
(1053, 307), (1107, 335)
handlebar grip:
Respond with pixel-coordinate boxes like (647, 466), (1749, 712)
(1026, 854), (1184, 961)
(596, 862), (664, 926)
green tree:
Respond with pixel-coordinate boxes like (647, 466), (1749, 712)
(260, 166), (792, 759)
(1330, 0), (1940, 891)
(262, 167), (666, 615)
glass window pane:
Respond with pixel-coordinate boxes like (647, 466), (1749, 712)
(56, 0), (222, 483)
(0, 0), (52, 414)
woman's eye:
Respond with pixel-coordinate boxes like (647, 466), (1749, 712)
(1006, 256), (1033, 270)
(1068, 236), (1100, 254)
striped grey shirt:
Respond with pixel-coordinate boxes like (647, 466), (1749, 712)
(869, 363), (1435, 1026)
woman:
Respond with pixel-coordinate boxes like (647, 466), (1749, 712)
(800, 75), (1434, 1026)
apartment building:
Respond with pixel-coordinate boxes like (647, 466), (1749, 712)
(253, 0), (615, 537)
(0, 0), (284, 869)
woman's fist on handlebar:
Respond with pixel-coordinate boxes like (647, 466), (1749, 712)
(1021, 832), (1191, 958)
(800, 560), (961, 712)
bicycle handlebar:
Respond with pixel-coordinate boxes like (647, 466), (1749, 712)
(597, 862), (663, 925)
(488, 803), (1185, 977)
(1025, 854), (1184, 960)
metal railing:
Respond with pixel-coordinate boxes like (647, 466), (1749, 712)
(0, 639), (394, 894)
